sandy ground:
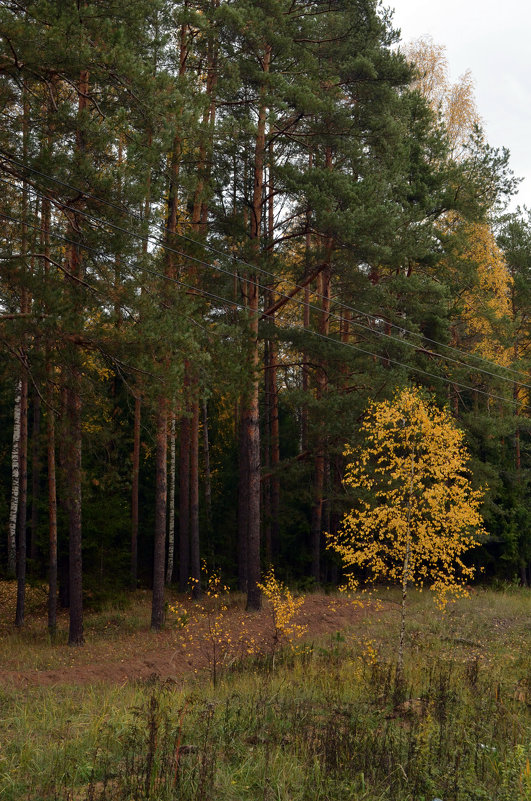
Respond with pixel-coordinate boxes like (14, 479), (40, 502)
(0, 592), (389, 688)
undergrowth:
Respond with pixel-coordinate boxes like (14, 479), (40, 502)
(0, 588), (529, 800)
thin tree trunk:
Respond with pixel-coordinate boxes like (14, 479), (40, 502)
(310, 264), (331, 584)
(67, 377), (83, 645)
(151, 134), (174, 620)
(244, 46), (270, 611)
(151, 396), (168, 630)
(131, 394), (141, 587)
(42, 189), (57, 634)
(15, 376), (28, 627)
(15, 92), (30, 622)
(202, 398), (212, 526)
(244, 324), (261, 611)
(179, 413), (191, 592)
(189, 399), (200, 597)
(130, 129), (152, 589)
(513, 339), (521, 476)
(58, 385), (69, 609)
(310, 454), (325, 583)
(263, 151), (274, 563)
(8, 381), (21, 576)
(47, 363), (58, 635)
(264, 339), (272, 564)
(397, 449), (416, 678)
(237, 408), (249, 592)
(166, 412), (176, 585)
(30, 393), (41, 563)
(270, 341), (280, 562)
(194, 0), (219, 225)
(184, 20), (219, 590)
(64, 65), (90, 646)
(266, 146), (279, 562)
(264, 323), (280, 565)
(310, 144), (332, 584)
(301, 151), (313, 453)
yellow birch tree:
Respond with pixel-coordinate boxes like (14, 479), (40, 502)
(404, 35), (480, 157)
(327, 387), (485, 673)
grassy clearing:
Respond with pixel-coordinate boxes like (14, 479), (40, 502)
(0, 587), (529, 800)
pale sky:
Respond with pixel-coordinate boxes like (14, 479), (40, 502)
(392, 0), (531, 211)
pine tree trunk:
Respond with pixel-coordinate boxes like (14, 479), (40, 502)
(130, 127), (152, 590)
(43, 187), (57, 632)
(266, 151), (279, 563)
(310, 262), (331, 584)
(131, 394), (141, 588)
(179, 413), (190, 592)
(202, 399), (212, 527)
(263, 335), (279, 567)
(301, 151), (313, 453)
(58, 385), (69, 610)
(189, 399), (201, 598)
(269, 335), (280, 562)
(166, 412), (176, 585)
(67, 377), (84, 646)
(30, 393), (41, 564)
(151, 395), (168, 630)
(244, 309), (261, 611)
(15, 376), (28, 627)
(47, 363), (58, 635)
(15, 96), (30, 624)
(264, 340), (272, 564)
(237, 408), (249, 593)
(8, 381), (21, 577)
(310, 455), (324, 583)
(63, 66), (90, 645)
(192, 0), (218, 228)
(310, 143), (333, 584)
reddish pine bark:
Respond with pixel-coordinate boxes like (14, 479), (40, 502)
(47, 363), (58, 634)
(189, 400), (200, 597)
(15, 376), (28, 628)
(179, 414), (191, 592)
(131, 394), (141, 588)
(151, 396), (168, 630)
(30, 393), (41, 563)
(67, 378), (83, 646)
(202, 399), (212, 526)
(310, 263), (331, 584)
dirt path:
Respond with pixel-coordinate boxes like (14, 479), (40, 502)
(0, 594), (388, 688)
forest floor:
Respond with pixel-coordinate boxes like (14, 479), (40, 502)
(0, 583), (529, 800)
(0, 582), (389, 687)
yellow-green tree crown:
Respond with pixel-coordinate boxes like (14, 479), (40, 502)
(328, 387), (485, 607)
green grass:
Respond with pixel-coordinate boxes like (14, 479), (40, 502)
(0, 587), (529, 801)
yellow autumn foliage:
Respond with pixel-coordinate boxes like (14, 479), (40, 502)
(169, 564), (256, 686)
(404, 36), (480, 157)
(327, 387), (485, 609)
(445, 219), (513, 366)
(258, 567), (307, 648)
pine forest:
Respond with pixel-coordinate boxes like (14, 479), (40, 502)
(1, 0), (530, 640)
(3, 4), (531, 800)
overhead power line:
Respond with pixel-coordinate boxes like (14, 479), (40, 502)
(1, 206), (529, 415)
(1, 171), (529, 394)
(1, 148), (529, 385)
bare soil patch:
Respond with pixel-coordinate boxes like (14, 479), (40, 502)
(0, 588), (388, 688)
